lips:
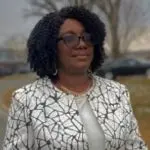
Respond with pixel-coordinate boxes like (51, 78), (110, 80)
(72, 51), (89, 57)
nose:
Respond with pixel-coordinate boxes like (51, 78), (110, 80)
(78, 37), (87, 48)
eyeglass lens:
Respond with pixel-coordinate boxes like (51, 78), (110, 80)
(62, 33), (93, 48)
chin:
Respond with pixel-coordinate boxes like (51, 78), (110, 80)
(73, 63), (90, 72)
(69, 57), (92, 72)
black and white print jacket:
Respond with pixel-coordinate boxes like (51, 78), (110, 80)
(3, 75), (148, 150)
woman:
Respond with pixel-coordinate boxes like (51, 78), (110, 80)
(3, 6), (147, 150)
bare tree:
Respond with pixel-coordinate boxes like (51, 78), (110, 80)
(24, 0), (58, 17)
(3, 35), (27, 51)
(24, 0), (94, 17)
(119, 0), (149, 54)
(95, 0), (150, 57)
(2, 35), (28, 62)
(25, 0), (150, 58)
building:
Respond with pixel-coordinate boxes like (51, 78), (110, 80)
(0, 48), (28, 76)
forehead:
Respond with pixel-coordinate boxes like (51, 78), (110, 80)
(59, 19), (85, 35)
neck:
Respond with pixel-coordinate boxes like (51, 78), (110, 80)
(55, 70), (92, 93)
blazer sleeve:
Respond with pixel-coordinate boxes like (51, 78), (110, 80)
(121, 86), (148, 150)
(3, 89), (34, 150)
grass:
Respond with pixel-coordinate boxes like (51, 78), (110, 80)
(0, 74), (150, 148)
(1, 88), (16, 110)
(118, 76), (150, 148)
(0, 72), (37, 80)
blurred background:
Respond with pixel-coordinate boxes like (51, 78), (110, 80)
(0, 0), (150, 149)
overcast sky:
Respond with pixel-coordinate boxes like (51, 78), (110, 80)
(0, 0), (150, 48)
(0, 0), (39, 45)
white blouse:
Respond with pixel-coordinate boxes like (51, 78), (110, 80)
(3, 75), (148, 150)
(75, 95), (105, 150)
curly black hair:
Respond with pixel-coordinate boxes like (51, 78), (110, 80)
(27, 6), (106, 79)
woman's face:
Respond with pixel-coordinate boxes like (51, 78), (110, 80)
(57, 19), (94, 74)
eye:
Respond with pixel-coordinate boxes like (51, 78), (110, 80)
(63, 34), (77, 43)
(82, 32), (91, 41)
(83, 32), (98, 45)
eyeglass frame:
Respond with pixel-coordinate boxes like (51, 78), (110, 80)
(57, 32), (94, 49)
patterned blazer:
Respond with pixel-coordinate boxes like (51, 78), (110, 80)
(3, 75), (148, 150)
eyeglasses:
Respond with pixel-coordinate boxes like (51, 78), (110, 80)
(57, 32), (94, 48)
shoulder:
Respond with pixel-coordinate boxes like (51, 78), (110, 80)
(11, 77), (53, 105)
(93, 75), (129, 98)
